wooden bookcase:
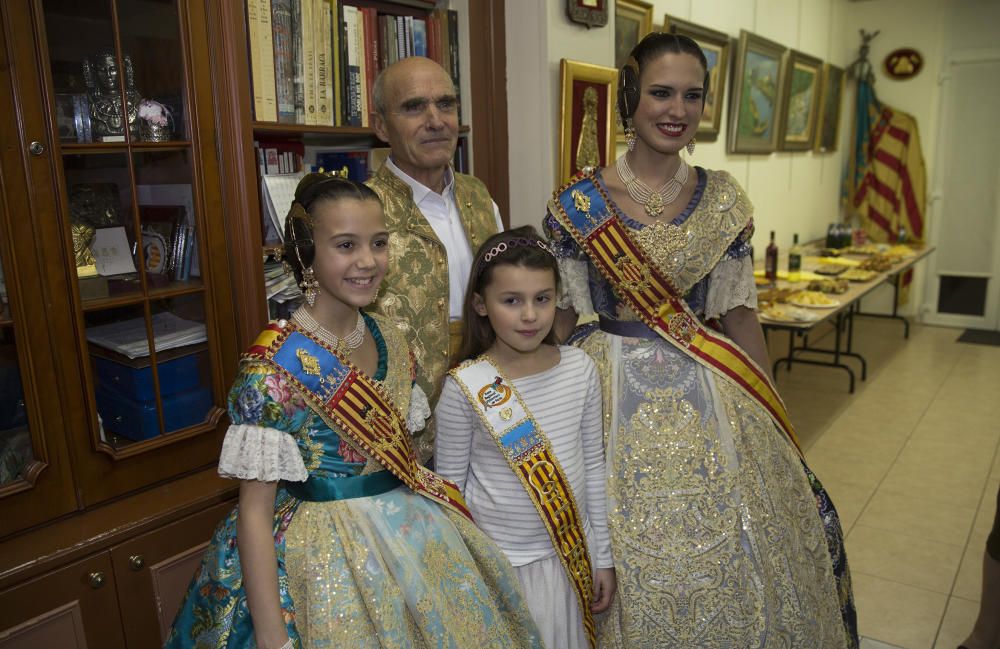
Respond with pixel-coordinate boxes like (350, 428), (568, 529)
(0, 0), (506, 645)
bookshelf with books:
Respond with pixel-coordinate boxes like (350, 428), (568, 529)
(239, 0), (475, 319)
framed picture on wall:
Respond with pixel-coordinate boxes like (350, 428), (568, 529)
(814, 63), (845, 153)
(559, 59), (618, 185)
(778, 50), (823, 151)
(663, 15), (731, 142)
(566, 0), (608, 29)
(615, 0), (654, 70)
(728, 30), (787, 154)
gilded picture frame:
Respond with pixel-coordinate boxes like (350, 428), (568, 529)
(663, 15), (731, 142)
(559, 59), (617, 185)
(814, 63), (845, 153)
(728, 30), (787, 154)
(615, 0), (654, 70)
(777, 49), (823, 151)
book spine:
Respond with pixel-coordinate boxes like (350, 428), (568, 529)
(338, 2), (350, 125)
(272, 0), (295, 123)
(356, 8), (369, 127)
(412, 17), (426, 58)
(447, 9), (460, 123)
(301, 0), (317, 124)
(257, 0), (278, 122)
(395, 15), (405, 63)
(247, 0), (274, 122)
(329, 0), (342, 126)
(291, 0), (305, 122)
(404, 15), (413, 57)
(433, 9), (448, 71)
(314, 0), (330, 126)
(363, 7), (378, 123)
(344, 5), (361, 127)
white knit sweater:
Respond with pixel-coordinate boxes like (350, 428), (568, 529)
(434, 346), (613, 569)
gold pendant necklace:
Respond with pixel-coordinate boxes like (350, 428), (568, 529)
(615, 154), (689, 217)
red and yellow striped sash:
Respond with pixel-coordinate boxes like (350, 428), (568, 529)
(451, 358), (597, 648)
(248, 322), (473, 520)
(550, 177), (800, 452)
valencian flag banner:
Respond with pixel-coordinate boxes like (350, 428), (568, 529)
(847, 69), (927, 303)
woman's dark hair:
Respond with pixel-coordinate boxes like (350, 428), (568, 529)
(282, 173), (382, 284)
(456, 225), (561, 363)
(619, 32), (710, 122)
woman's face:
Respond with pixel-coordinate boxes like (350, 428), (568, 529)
(631, 52), (705, 156)
(309, 198), (389, 313)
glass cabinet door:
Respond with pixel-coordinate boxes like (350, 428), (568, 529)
(17, 0), (235, 504)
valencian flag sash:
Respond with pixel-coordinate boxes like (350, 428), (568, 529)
(247, 322), (473, 521)
(550, 176), (801, 453)
(451, 357), (597, 649)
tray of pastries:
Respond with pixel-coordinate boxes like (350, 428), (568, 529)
(788, 290), (840, 308)
(807, 278), (850, 294)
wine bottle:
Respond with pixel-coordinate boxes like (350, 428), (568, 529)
(788, 233), (802, 283)
(765, 230), (778, 283)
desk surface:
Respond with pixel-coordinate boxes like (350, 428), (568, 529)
(757, 245), (935, 330)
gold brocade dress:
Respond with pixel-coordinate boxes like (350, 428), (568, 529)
(166, 313), (542, 649)
(544, 168), (858, 649)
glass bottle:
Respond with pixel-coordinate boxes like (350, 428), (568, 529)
(765, 230), (778, 283)
(788, 233), (802, 283)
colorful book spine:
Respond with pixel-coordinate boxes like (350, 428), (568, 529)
(412, 18), (426, 57)
(272, 0), (295, 123)
(362, 7), (378, 125)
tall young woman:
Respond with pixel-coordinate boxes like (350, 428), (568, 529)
(544, 33), (858, 648)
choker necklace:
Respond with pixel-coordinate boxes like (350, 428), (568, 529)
(616, 154), (689, 217)
(292, 306), (366, 356)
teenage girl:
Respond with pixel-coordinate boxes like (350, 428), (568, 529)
(166, 174), (541, 649)
(434, 225), (616, 649)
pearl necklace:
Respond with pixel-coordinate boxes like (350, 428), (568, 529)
(615, 154), (689, 217)
(292, 306), (366, 356)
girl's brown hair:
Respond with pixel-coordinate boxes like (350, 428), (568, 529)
(455, 225), (561, 363)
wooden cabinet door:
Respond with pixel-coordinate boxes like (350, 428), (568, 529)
(0, 0), (79, 537)
(0, 0), (239, 511)
(111, 499), (232, 647)
(0, 553), (125, 649)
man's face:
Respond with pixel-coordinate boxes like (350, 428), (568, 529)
(372, 60), (459, 184)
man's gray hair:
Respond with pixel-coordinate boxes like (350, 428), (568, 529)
(371, 61), (458, 117)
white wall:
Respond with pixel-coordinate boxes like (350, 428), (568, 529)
(506, 0), (850, 252)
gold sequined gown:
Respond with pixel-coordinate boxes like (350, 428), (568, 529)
(544, 168), (858, 648)
(166, 314), (542, 649)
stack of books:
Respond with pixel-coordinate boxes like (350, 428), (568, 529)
(247, 0), (461, 127)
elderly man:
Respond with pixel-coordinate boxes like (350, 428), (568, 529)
(367, 56), (502, 460)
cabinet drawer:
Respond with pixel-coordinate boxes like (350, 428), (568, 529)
(0, 553), (125, 649)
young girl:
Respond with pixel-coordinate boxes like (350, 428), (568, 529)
(166, 174), (541, 649)
(434, 226), (616, 649)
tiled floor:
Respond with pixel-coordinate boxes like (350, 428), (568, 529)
(768, 318), (999, 649)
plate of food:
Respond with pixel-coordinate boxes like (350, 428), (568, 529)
(841, 268), (878, 282)
(759, 304), (821, 323)
(807, 279), (849, 294)
(788, 290), (840, 308)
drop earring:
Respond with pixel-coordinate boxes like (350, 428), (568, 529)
(625, 121), (637, 152)
(300, 267), (319, 307)
(686, 137), (696, 156)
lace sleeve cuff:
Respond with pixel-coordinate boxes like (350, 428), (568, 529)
(217, 424), (308, 482)
(407, 383), (432, 434)
(705, 256), (758, 321)
(557, 257), (595, 316)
